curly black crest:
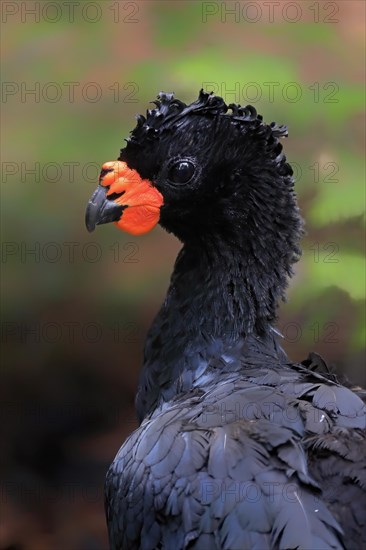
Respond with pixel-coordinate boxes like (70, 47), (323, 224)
(128, 88), (289, 144)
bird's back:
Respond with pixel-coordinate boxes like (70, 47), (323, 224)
(105, 341), (366, 550)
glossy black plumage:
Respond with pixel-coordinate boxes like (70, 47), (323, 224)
(104, 91), (366, 549)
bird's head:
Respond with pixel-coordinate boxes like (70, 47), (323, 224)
(86, 89), (302, 272)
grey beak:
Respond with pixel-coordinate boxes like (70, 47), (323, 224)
(85, 185), (124, 232)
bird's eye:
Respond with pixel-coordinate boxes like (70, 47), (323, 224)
(168, 160), (195, 185)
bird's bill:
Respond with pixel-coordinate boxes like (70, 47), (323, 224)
(85, 161), (164, 235)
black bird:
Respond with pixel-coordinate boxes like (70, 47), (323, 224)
(86, 90), (366, 549)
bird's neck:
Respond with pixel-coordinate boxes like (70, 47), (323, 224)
(168, 243), (267, 337)
(136, 240), (285, 420)
(167, 238), (284, 337)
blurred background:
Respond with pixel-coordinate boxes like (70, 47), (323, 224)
(1, 1), (365, 548)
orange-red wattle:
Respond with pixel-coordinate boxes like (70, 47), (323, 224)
(101, 161), (163, 235)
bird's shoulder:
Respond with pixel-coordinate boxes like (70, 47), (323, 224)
(106, 358), (365, 549)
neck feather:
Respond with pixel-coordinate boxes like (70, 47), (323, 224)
(135, 239), (288, 420)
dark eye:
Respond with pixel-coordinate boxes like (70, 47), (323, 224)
(168, 160), (195, 184)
